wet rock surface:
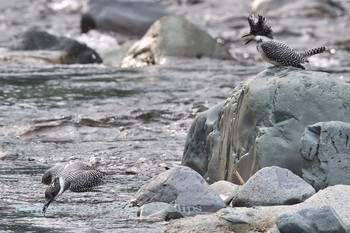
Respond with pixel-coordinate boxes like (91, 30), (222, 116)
(122, 16), (232, 68)
(300, 121), (350, 190)
(14, 30), (102, 64)
(233, 166), (315, 207)
(128, 166), (226, 214)
(1, 0), (350, 232)
(183, 67), (350, 183)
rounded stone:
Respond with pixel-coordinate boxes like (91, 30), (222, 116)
(233, 166), (315, 207)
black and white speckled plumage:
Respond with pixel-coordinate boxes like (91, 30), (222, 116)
(259, 40), (306, 69)
(243, 14), (326, 69)
(42, 161), (105, 214)
(41, 161), (97, 185)
(65, 169), (105, 192)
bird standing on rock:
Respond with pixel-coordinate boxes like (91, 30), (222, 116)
(41, 161), (105, 214)
(242, 14), (327, 69)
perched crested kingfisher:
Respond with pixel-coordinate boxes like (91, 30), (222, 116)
(242, 14), (326, 69)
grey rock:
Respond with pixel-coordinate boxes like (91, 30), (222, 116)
(165, 212), (185, 221)
(182, 103), (224, 179)
(302, 185), (350, 232)
(81, 0), (169, 35)
(183, 67), (350, 183)
(166, 213), (233, 233)
(300, 121), (350, 190)
(219, 208), (256, 224)
(210, 180), (240, 205)
(138, 202), (183, 221)
(14, 30), (102, 64)
(220, 215), (249, 225)
(121, 16), (232, 68)
(128, 166), (226, 215)
(276, 206), (347, 233)
(167, 185), (350, 232)
(234, 166), (315, 207)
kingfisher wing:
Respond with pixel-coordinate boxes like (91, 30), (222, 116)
(260, 41), (305, 69)
(64, 161), (96, 172)
(67, 170), (105, 192)
(42, 162), (97, 185)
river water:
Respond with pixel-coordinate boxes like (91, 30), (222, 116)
(0, 59), (258, 232)
(1, 0), (350, 232)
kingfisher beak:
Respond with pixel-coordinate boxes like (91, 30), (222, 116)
(242, 34), (254, 45)
(42, 198), (53, 214)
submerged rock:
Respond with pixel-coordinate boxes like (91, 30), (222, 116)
(81, 0), (169, 35)
(121, 16), (232, 68)
(276, 206), (347, 233)
(127, 166), (226, 215)
(14, 30), (102, 64)
(183, 67), (350, 183)
(300, 121), (350, 190)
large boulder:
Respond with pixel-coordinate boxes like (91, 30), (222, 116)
(233, 166), (315, 207)
(14, 30), (102, 64)
(121, 16), (232, 68)
(81, 0), (169, 35)
(300, 121), (350, 190)
(182, 67), (350, 183)
(127, 166), (226, 214)
(183, 103), (224, 178)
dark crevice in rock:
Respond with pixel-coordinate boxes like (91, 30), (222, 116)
(331, 137), (339, 153)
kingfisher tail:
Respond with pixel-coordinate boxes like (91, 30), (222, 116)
(304, 46), (327, 58)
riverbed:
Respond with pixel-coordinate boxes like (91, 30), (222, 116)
(1, 0), (349, 232)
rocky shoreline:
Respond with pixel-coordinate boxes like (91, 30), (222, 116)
(1, 0), (350, 232)
(127, 67), (350, 232)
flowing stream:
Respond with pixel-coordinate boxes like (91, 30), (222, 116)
(1, 0), (350, 232)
